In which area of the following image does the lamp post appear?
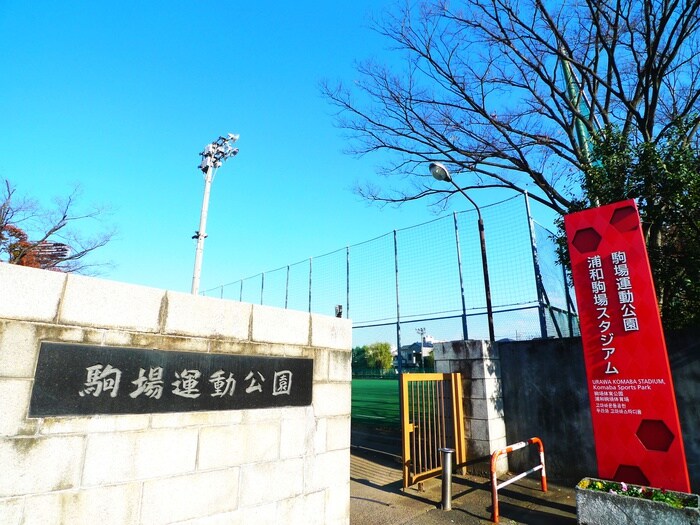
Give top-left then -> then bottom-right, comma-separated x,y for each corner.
429,162 -> 495,342
191,133 -> 240,295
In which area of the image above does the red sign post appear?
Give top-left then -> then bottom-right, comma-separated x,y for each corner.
565,199 -> 690,492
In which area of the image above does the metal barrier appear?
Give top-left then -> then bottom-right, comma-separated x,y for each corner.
439,448 -> 454,510
490,437 -> 547,523
400,373 -> 467,489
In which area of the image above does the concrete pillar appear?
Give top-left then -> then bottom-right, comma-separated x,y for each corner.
433,340 -> 508,476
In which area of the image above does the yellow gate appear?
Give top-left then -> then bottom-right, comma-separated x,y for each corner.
400,372 -> 467,489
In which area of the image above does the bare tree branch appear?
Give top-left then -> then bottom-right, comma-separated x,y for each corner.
322,0 -> 700,213
0,180 -> 114,274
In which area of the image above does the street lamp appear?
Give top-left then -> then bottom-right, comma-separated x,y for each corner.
429,162 -> 495,342
191,133 -> 240,295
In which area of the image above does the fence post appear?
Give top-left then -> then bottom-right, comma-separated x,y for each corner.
346,246 -> 350,320
453,212 -> 469,341
524,192 -> 548,339
285,265 -> 290,309
394,230 -> 402,372
560,248 -> 577,337
260,272 -> 265,305
308,257 -> 313,313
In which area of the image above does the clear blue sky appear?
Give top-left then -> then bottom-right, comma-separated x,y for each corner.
0,1 -> 554,295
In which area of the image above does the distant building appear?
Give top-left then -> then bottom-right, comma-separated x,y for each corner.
394,338 -> 434,369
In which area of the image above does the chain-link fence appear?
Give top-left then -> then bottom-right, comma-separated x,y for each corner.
202,194 -> 579,349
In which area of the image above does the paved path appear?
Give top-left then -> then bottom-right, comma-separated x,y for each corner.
350,449 -> 577,525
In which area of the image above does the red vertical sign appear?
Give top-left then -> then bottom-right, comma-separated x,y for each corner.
565,199 -> 689,492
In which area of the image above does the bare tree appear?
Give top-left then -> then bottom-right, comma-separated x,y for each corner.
322,0 -> 700,212
0,179 -> 114,274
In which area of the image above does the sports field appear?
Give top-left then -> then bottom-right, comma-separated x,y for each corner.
351,378 -> 400,429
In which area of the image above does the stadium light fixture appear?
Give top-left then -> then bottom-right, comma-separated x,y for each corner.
191,133 -> 240,295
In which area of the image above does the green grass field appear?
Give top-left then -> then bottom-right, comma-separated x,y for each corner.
351,378 -> 400,429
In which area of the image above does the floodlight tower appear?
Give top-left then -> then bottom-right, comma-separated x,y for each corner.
190,133 -> 240,295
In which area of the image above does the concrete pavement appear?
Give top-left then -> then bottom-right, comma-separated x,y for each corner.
350,449 -> 578,525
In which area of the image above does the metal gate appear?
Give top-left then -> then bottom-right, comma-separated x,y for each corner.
400,373 -> 467,489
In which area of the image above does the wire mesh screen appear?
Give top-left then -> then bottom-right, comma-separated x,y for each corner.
348,233 -> 397,327
396,216 -> 465,323
261,266 -> 288,309
480,198 -> 538,308
202,194 -> 577,347
240,273 -> 263,305
311,248 -> 348,318
533,221 -> 580,338
474,197 -> 539,340
286,259 -> 311,313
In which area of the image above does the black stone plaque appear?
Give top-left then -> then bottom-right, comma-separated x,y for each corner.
29,342 -> 313,417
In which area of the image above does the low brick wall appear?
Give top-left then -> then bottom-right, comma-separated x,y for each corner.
0,264 -> 352,524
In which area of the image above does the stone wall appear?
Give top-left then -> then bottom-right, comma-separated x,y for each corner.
499,333 -> 699,493
0,264 -> 352,524
432,340 -> 507,476
498,337 -> 596,486
434,334 -> 698,492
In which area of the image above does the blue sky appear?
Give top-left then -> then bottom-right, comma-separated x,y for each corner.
0,1 -> 555,296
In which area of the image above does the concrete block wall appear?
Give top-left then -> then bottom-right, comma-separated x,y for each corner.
0,263 -> 352,524
500,334 -> 700,491
433,340 -> 507,476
